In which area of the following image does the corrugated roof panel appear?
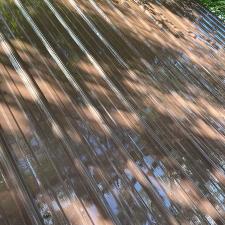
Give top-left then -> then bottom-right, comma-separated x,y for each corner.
0,0 -> 225,224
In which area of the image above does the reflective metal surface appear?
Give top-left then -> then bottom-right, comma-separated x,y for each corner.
0,0 -> 225,224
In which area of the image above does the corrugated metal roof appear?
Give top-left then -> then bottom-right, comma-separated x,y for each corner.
0,0 -> 225,224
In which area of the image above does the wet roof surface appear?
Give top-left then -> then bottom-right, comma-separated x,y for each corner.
0,0 -> 225,224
